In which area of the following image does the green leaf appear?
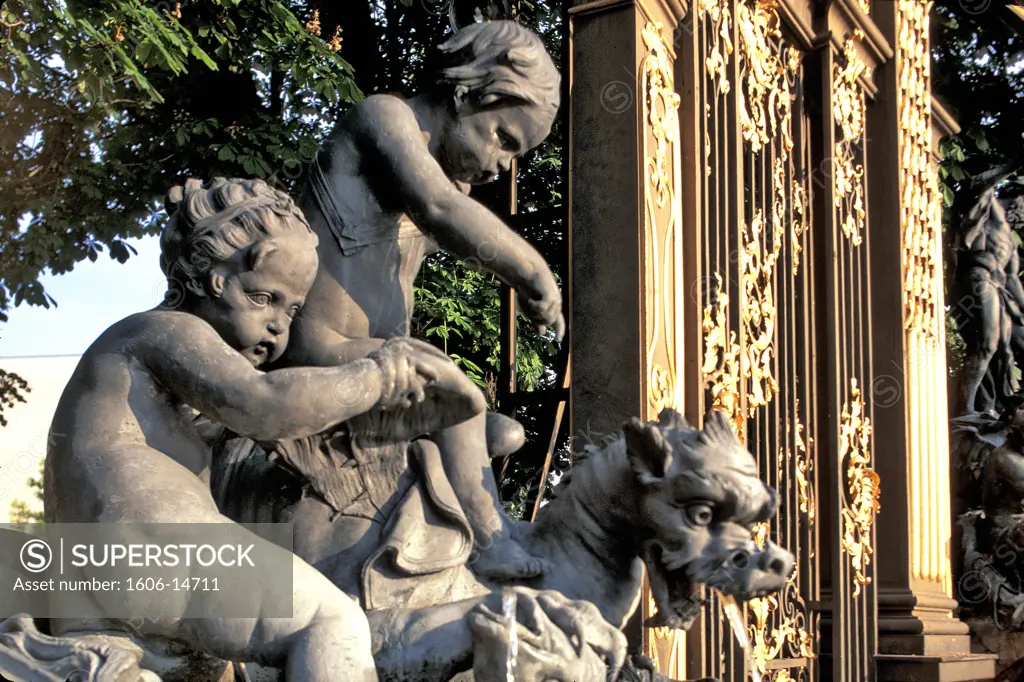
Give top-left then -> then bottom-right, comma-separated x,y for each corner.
190,44 -> 218,70
241,156 -> 259,175
135,40 -> 154,64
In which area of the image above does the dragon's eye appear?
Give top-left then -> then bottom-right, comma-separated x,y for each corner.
686,502 -> 715,527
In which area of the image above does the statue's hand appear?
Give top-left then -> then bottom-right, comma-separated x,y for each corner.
370,337 -> 455,410
517,268 -> 566,343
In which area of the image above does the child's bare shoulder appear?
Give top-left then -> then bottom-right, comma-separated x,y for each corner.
129,308 -> 214,335
101,309 -> 225,359
347,94 -> 421,138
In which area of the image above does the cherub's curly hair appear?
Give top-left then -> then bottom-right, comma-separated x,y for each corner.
160,178 -> 317,287
435,20 -> 559,116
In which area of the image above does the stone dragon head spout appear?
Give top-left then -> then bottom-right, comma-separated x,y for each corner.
625,408 -> 795,629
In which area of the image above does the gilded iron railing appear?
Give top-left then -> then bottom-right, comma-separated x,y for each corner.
816,28 -> 879,682
679,1 -> 879,680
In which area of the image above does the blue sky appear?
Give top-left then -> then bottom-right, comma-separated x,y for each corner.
0,235 -> 165,357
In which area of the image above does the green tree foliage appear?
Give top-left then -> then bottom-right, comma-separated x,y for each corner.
0,0 -> 568,508
0,0 -> 360,320
933,1 -> 1024,216
0,368 -> 29,427
8,458 -> 44,524
0,0 -> 361,426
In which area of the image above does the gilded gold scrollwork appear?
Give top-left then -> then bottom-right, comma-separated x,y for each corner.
740,203 -> 783,414
897,0 -> 939,342
650,364 -> 672,415
839,379 -> 880,597
702,273 -> 744,437
698,0 -> 734,95
752,409 -> 816,681
701,3 -> 817,677
643,23 -> 681,210
794,413 -> 815,522
640,24 -> 684,675
832,32 -> 868,246
792,180 -> 807,276
705,104 -> 713,178
749,579 -> 816,681
737,1 -> 799,156
777,410 -> 815,524
640,22 -> 681,418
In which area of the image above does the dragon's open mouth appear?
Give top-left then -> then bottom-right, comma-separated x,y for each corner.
642,540 -> 791,630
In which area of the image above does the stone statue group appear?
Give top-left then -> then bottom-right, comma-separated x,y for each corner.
950,164 -> 1024,652
0,21 -> 794,682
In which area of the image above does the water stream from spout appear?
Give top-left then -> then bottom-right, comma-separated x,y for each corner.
503,591 -> 519,682
717,592 -> 761,682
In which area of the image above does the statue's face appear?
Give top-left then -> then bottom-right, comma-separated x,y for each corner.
198,228 -> 318,367
440,100 -> 553,184
626,410 -> 795,625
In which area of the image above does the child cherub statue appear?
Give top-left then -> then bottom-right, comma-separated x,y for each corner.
277,19 -> 564,581
43,178 -> 478,681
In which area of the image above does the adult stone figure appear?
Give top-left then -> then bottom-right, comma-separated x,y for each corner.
954,397 -> 1024,629
270,19 -> 565,581
955,174 -> 1024,414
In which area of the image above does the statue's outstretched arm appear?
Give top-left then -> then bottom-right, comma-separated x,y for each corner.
960,188 -> 993,251
961,164 -> 1020,250
136,312 -> 434,441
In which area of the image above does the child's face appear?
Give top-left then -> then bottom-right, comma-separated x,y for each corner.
441,102 -> 554,184
202,231 -> 318,368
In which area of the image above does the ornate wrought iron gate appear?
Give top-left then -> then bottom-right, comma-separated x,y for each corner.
668,1 -> 880,680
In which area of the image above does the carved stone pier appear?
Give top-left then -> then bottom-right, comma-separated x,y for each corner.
567,0 -> 690,676
864,1 -> 995,680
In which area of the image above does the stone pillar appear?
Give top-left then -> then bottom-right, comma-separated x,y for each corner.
865,1 -> 995,679
567,0 -> 688,676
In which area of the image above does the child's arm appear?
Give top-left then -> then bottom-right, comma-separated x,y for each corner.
136,313 -> 468,441
347,95 -> 565,340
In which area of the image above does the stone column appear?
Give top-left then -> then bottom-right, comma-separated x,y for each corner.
865,1 -> 995,679
567,0 -> 689,676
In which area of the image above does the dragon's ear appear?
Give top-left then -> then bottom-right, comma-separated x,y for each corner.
701,410 -> 741,448
657,408 -> 690,431
624,417 -> 673,485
